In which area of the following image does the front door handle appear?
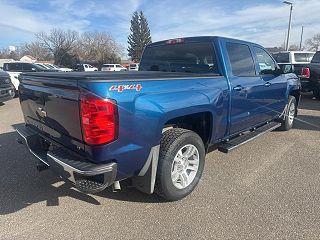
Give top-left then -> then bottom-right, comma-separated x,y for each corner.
265,82 -> 271,87
233,85 -> 243,91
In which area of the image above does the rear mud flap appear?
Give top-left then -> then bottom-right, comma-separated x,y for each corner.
132,145 -> 160,194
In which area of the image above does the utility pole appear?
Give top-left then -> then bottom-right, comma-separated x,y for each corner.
283,1 -> 293,51
299,26 -> 304,50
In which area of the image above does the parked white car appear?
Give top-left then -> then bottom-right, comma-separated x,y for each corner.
75,64 -> 98,72
45,64 -> 73,72
129,63 -> 139,71
101,64 -> 127,71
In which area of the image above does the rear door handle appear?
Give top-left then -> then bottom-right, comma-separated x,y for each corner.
233,85 -> 243,91
265,82 -> 271,87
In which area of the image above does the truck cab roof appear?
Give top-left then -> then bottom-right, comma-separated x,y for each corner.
147,36 -> 263,48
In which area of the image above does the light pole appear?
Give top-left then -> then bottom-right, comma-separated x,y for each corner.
283,1 -> 293,51
299,26 -> 304,51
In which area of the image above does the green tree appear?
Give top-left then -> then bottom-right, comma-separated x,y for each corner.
127,11 -> 152,62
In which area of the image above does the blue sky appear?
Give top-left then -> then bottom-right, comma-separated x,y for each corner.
0,0 -> 319,53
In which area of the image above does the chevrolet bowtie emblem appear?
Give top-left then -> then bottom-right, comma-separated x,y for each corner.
36,107 -> 47,118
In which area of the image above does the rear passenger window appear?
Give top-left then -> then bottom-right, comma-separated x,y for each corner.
226,43 -> 255,76
5,63 -> 23,71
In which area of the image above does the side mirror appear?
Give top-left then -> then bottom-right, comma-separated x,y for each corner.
280,64 -> 293,74
31,68 -> 37,72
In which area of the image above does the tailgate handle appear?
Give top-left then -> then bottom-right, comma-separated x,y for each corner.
36,107 -> 47,118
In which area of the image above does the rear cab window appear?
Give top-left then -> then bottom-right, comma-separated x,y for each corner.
139,41 -> 221,74
226,42 -> 256,76
273,53 -> 290,63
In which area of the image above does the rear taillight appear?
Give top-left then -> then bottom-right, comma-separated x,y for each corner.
80,90 -> 118,145
301,67 -> 310,78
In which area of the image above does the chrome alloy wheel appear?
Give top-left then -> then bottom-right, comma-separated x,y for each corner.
288,102 -> 296,125
171,144 -> 199,189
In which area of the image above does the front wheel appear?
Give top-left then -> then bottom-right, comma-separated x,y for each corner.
155,128 -> 205,201
279,96 -> 297,131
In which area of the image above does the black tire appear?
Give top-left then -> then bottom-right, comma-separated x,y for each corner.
279,96 -> 297,131
313,89 -> 320,100
155,128 -> 205,201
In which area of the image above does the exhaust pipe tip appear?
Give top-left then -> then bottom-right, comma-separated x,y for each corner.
112,181 -> 121,192
36,162 -> 49,172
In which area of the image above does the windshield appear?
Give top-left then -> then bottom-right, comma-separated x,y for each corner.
139,42 -> 220,74
34,64 -> 47,70
44,64 -> 55,69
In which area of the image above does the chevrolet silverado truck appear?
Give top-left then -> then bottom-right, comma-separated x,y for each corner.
273,51 -> 320,98
0,70 -> 15,104
296,51 -> 320,99
16,36 -> 300,201
3,62 -> 59,94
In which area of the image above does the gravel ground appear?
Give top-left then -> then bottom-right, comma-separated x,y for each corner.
0,94 -> 319,240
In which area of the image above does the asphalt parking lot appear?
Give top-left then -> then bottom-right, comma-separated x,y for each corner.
0,95 -> 319,240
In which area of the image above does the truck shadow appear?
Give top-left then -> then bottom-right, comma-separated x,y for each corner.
294,115 -> 320,131
0,131 -> 163,215
299,93 -> 320,111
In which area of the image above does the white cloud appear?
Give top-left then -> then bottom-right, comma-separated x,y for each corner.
0,0 -> 319,49
143,0 -> 320,48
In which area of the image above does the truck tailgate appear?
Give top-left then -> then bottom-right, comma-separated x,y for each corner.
19,75 -> 84,152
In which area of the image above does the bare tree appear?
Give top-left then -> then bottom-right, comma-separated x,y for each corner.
0,47 -> 21,60
35,29 -> 79,64
20,42 -> 52,61
288,44 -> 301,51
0,48 -> 9,58
305,33 -> 320,51
77,32 -> 122,65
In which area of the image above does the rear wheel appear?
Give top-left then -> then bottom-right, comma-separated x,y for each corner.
155,128 -> 205,201
279,96 -> 297,131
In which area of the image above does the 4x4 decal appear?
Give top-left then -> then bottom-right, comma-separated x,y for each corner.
109,84 -> 142,92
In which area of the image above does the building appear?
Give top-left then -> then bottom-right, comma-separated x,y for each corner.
121,59 -> 136,69
0,59 -> 14,68
20,55 -> 37,63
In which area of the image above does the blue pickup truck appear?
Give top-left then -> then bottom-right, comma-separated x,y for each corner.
16,36 -> 300,201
